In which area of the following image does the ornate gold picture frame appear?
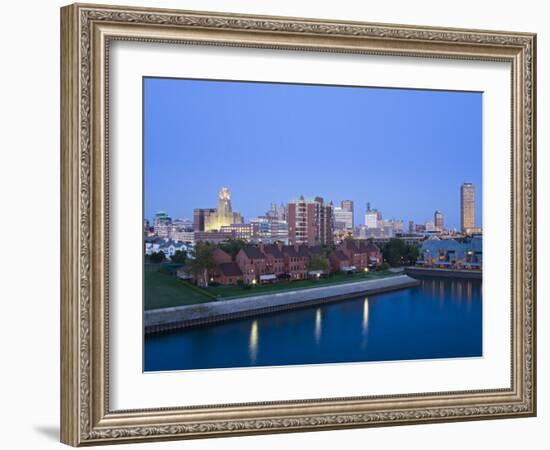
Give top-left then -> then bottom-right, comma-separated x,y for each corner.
60,3 -> 536,446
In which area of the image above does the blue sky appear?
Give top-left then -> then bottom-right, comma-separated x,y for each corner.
144,77 -> 482,230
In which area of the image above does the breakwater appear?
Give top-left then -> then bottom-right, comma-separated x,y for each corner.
405,267 -> 482,280
144,275 -> 420,335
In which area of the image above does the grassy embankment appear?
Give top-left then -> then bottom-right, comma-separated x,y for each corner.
145,263 -> 398,310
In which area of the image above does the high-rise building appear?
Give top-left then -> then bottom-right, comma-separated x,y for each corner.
251,216 -> 289,243
460,183 -> 475,233
340,200 -> 354,229
193,208 -> 216,232
365,209 -> 378,229
415,223 -> 426,233
288,196 -> 333,246
266,202 -> 278,218
204,187 -> 243,231
408,220 -> 414,233
364,203 -> 382,229
278,203 -> 288,221
334,207 -> 353,231
434,210 -> 444,231
153,211 -> 172,238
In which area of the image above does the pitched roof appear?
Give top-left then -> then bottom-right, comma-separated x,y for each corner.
282,245 -> 322,258
241,245 -> 265,260
330,250 -> 349,262
262,244 -> 284,258
420,237 -> 482,259
366,242 -> 380,252
282,245 -> 297,257
144,236 -> 163,244
307,245 -> 324,256
218,262 -> 243,277
343,239 -> 380,254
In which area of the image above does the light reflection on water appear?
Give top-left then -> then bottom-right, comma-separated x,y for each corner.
314,308 -> 322,345
361,297 -> 370,350
249,320 -> 259,363
145,277 -> 483,371
362,297 -> 370,336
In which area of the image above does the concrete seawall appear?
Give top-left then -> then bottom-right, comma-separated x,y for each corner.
405,267 -> 482,280
144,275 -> 420,335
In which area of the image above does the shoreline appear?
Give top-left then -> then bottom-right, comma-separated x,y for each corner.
405,266 -> 482,280
144,275 -> 420,335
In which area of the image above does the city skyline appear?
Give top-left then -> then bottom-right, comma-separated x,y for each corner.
146,183 -> 476,234
144,77 -> 482,229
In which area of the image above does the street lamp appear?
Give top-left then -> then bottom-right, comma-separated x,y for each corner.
251,279 -> 257,287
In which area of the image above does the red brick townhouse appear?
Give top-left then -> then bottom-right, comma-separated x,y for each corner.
281,245 -> 309,280
280,244 -> 328,280
235,246 -> 268,284
329,250 -> 352,272
217,262 -> 243,285
194,247 -> 239,286
260,243 -> 286,277
337,240 -> 382,271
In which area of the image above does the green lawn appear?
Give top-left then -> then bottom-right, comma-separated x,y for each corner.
144,264 -> 399,309
204,270 -> 398,300
144,264 -> 213,310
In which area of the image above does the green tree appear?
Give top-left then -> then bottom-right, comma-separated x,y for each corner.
306,254 -> 329,273
218,239 -> 247,260
406,245 -> 419,265
149,251 -> 165,264
382,239 -> 419,267
189,242 -> 216,287
170,249 -> 187,264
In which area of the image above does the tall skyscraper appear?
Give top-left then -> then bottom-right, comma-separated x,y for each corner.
340,200 -> 354,229
334,200 -> 355,230
365,203 -> 379,229
193,208 -> 216,232
333,207 -> 353,231
153,211 -> 172,238
204,187 -> 243,231
287,196 -> 333,246
408,220 -> 414,233
460,183 -> 475,233
434,210 -> 444,231
341,200 -> 354,212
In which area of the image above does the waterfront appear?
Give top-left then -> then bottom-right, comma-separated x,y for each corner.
144,277 -> 482,371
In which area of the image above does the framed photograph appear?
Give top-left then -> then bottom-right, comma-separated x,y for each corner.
60,3 -> 537,446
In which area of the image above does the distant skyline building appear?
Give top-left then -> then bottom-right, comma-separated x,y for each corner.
265,201 -> 288,222
250,216 -> 289,243
153,211 -> 172,238
434,210 -> 444,231
408,220 -> 414,234
334,206 -> 354,231
415,223 -> 426,233
288,196 -> 333,246
193,208 -> 216,232
202,187 -> 243,232
365,203 -> 380,229
460,183 -> 475,233
220,223 -> 260,241
341,199 -> 354,224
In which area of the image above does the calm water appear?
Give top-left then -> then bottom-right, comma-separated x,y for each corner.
144,277 -> 482,371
